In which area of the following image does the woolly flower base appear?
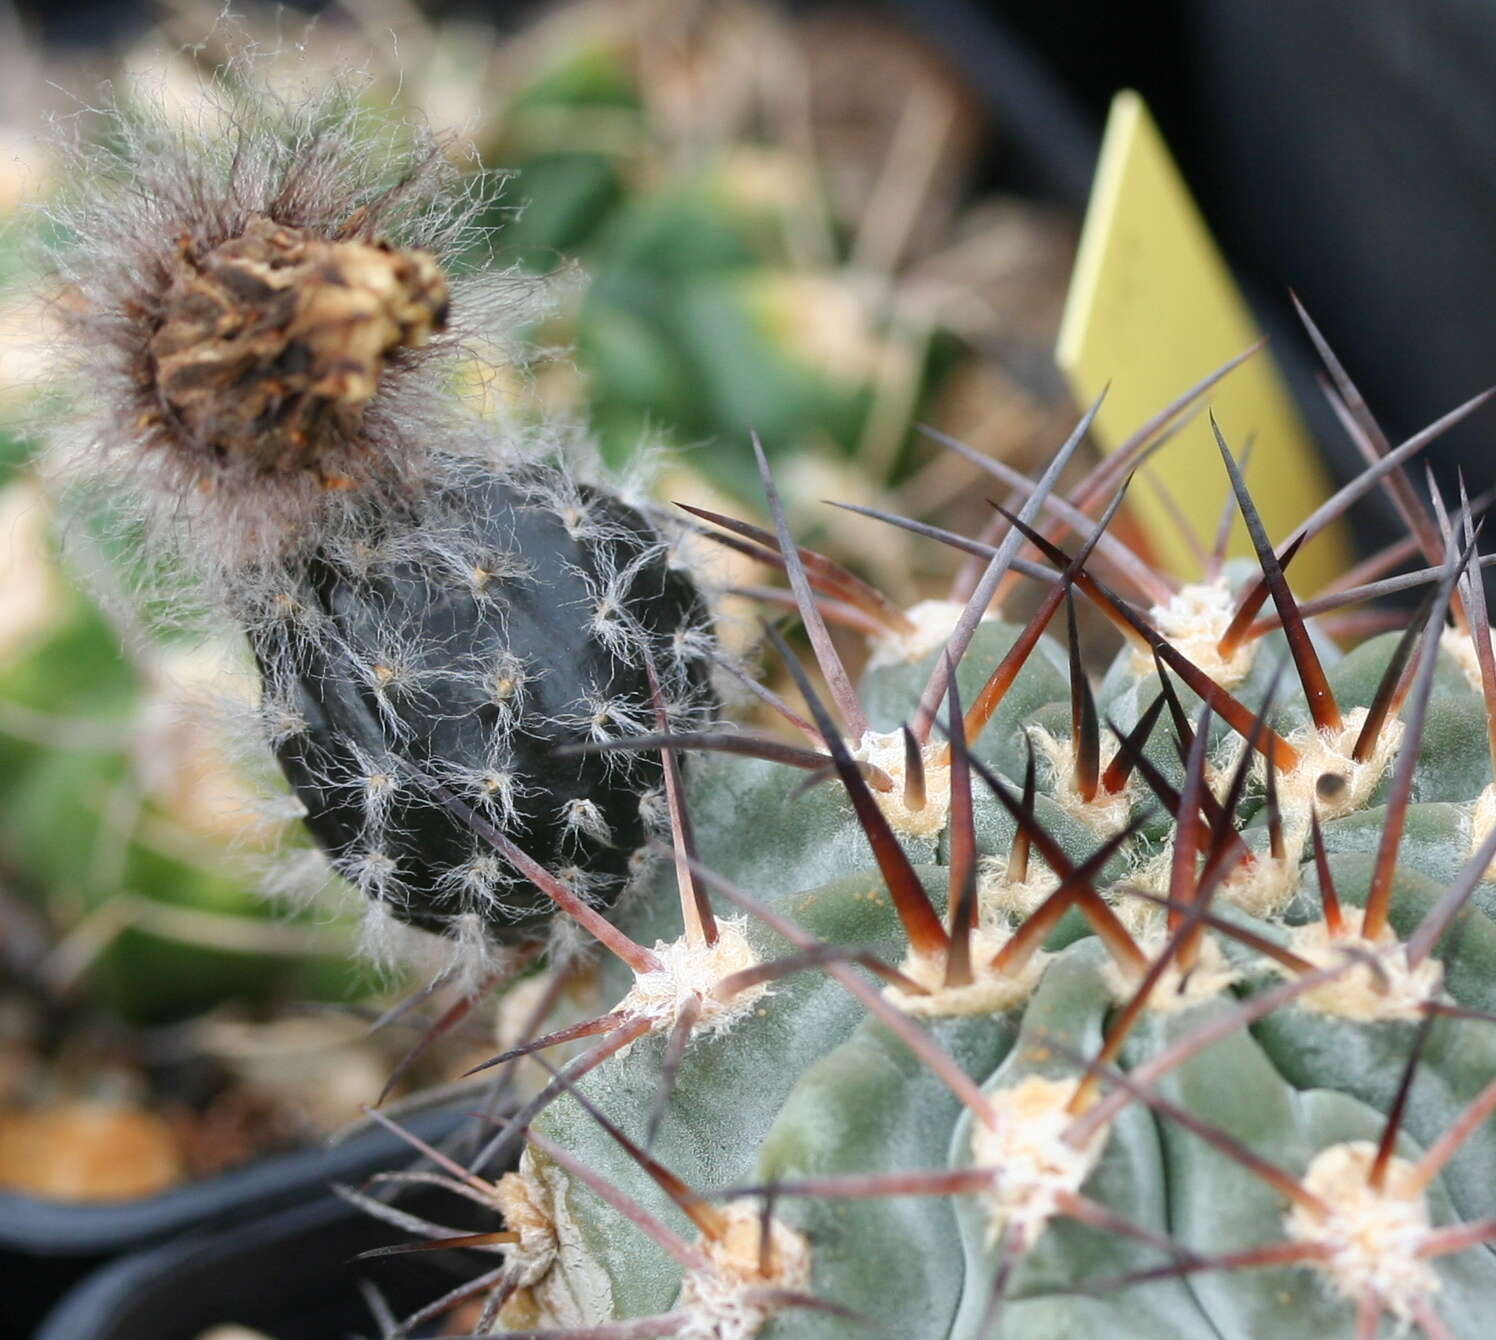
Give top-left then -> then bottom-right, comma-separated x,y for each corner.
40,57 -> 551,577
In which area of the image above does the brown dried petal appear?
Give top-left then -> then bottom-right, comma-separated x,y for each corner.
148,216 -> 448,479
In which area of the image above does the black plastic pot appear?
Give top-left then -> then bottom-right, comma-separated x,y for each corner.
33,1178 -> 488,1340
1,1104 -> 472,1338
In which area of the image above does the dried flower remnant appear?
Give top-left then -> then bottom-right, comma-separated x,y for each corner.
43,70 -> 522,560
146,216 -> 449,483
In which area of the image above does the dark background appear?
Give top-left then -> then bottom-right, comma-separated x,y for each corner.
897,0 -> 1496,553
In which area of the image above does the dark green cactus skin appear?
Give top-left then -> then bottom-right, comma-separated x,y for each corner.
521,611 -> 1496,1339
255,459 -> 713,944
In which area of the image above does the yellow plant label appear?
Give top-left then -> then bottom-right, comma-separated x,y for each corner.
1057,90 -> 1351,589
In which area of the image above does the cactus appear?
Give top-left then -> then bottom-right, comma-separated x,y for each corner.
40,75 -> 716,972
337,378 -> 1496,1340
42,69 -> 1496,1340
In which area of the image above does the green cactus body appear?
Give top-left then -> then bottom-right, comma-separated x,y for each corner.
411,398 -> 1496,1340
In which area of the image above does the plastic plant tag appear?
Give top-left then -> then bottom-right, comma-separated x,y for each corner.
1057,89 -> 1352,589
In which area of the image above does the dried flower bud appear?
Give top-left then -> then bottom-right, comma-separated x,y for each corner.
41,68 -> 540,567
147,217 -> 450,483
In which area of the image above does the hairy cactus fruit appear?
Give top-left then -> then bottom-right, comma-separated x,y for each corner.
342,325 -> 1496,1340
255,459 -> 713,944
42,80 -> 715,954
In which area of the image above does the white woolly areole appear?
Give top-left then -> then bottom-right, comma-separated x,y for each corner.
1029,726 -> 1132,836
970,1075 -> 1108,1243
1119,847 -> 1235,936
1127,803 -> 1307,921
884,929 -> 1048,1018
1469,784 -> 1496,881
978,862 -> 1061,921
1101,929 -> 1239,1013
1281,921 -> 1443,1021
1112,860 -> 1172,942
867,599 -> 990,669
1201,706 -> 1404,921
616,919 -> 765,1042
1220,851 -> 1305,919
1129,581 -> 1255,687
1285,1142 -> 1440,1321
513,1148 -> 616,1331
851,729 -> 952,838
1440,625 -> 1495,695
1273,708 -> 1403,825
494,1170 -> 560,1289
1106,760 -> 1300,921
678,1199 -> 812,1340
